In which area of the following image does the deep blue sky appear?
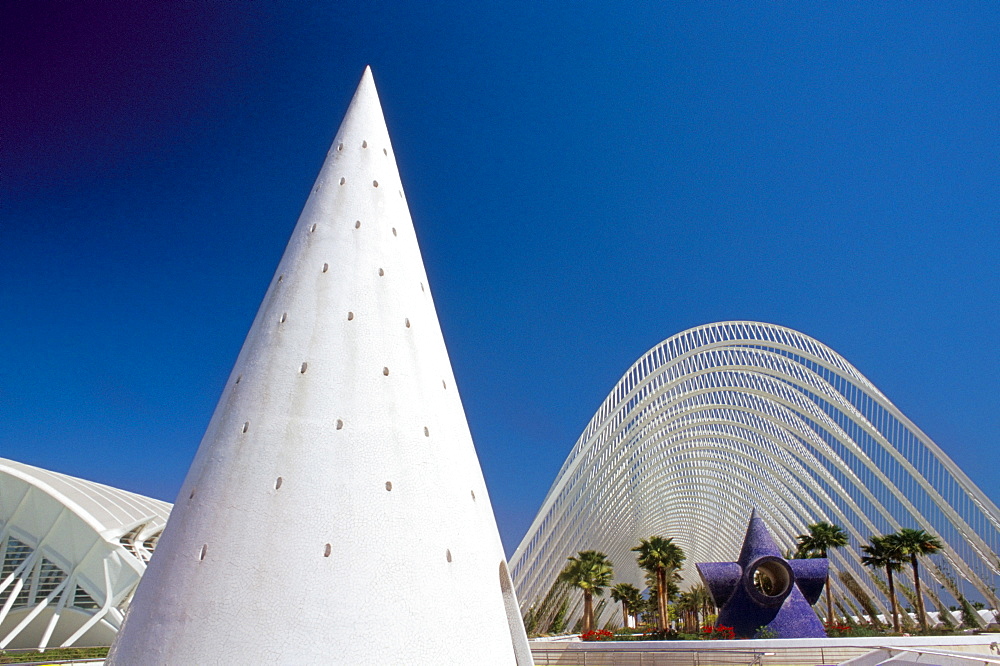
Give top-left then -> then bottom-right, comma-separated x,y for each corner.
3,2 -> 998,554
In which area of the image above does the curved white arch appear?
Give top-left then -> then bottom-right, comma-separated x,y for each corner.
0,458 -> 171,650
511,321 -> 1000,629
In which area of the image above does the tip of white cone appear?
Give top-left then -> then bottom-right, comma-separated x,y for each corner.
344,65 -> 382,121
360,65 -> 375,88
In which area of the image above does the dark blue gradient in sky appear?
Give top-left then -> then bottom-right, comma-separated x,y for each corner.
3,2 -> 999,553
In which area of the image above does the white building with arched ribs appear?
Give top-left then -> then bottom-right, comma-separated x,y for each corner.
0,458 -> 171,650
511,322 -> 1000,631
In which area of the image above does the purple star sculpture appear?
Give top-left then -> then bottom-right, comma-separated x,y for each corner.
696,511 -> 828,638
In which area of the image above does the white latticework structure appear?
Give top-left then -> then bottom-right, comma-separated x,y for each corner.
0,458 -> 171,650
511,321 -> 1000,630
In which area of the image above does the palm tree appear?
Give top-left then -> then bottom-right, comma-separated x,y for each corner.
861,535 -> 904,632
675,585 -> 710,633
610,582 -> 641,629
676,590 -> 697,632
688,584 -> 710,630
885,528 -> 943,633
633,536 -> 685,631
796,522 -> 849,626
643,583 -> 660,627
625,585 -> 645,628
558,550 -> 614,634
632,590 -> 656,627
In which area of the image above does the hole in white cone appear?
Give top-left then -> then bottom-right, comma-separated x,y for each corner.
242,422 -> 249,434
324,543 -> 332,557
189,489 -> 196,500
362,140 -> 368,148
405,318 -> 410,328
310,223 -> 317,232
392,227 -> 397,236
385,481 -> 392,491
199,544 -> 207,561
347,311 -> 354,321
383,148 -> 387,155
323,263 -> 329,273
275,477 -> 283,490
337,142 -> 343,151
339,177 -> 345,185
373,180 -> 379,187
378,268 -> 384,276
300,362 -> 308,374
446,549 -> 452,563
355,220 -> 361,229
336,419 -> 344,430
424,427 -> 429,437
442,380 -> 447,389
280,312 -> 287,323
235,374 -> 242,384
382,367 -> 389,376
471,490 -> 476,501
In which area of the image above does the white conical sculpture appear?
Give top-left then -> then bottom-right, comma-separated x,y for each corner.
108,67 -> 531,664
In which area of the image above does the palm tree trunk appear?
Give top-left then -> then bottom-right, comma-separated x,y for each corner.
622,601 -> 629,629
887,566 -> 900,632
584,591 -> 594,634
821,548 -> 833,628
825,574 -> 833,627
657,568 -> 668,631
911,555 -> 927,633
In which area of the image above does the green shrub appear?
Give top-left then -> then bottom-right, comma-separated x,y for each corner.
754,625 -> 779,639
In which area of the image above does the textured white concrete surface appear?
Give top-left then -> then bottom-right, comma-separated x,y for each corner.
107,67 -> 531,665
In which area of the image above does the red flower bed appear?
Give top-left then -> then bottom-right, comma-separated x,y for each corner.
700,625 -> 736,640
581,629 -> 614,641
825,623 -> 853,637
